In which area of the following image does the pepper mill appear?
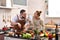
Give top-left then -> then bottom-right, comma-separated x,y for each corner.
55,24 -> 58,40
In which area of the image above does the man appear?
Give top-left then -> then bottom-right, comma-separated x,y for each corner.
11,9 -> 29,31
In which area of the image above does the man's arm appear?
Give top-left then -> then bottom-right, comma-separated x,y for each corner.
11,15 -> 21,28
11,15 -> 18,26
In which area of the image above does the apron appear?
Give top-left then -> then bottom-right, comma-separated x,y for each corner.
14,15 -> 26,35
16,15 -> 26,31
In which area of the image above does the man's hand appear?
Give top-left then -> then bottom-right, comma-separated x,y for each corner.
17,23 -> 21,28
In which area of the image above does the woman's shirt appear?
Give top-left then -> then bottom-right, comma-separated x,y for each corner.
30,17 -> 45,31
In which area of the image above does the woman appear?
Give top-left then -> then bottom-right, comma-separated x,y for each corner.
31,11 -> 45,31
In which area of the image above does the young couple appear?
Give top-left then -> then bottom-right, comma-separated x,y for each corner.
11,9 -> 45,32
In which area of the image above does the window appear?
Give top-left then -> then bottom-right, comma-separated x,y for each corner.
0,0 -> 12,8
13,0 -> 27,6
0,0 -> 6,6
47,0 -> 60,17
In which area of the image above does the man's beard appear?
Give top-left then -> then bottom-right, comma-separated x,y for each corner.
21,16 -> 26,19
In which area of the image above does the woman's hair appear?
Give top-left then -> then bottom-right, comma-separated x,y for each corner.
36,11 -> 42,16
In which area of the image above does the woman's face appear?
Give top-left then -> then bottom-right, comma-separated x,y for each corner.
34,12 -> 38,17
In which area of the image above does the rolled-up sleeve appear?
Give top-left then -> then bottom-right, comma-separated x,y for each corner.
11,15 -> 18,22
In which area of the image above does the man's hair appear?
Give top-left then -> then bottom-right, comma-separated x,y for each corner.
20,9 -> 26,14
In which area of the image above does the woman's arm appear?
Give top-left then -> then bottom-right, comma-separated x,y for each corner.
40,19 -> 45,30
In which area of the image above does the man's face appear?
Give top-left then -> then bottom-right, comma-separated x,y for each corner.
21,12 -> 26,18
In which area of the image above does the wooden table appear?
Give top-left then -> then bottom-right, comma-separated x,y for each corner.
0,34 -> 4,40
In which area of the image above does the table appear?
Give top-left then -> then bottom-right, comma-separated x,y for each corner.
4,37 -> 28,40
